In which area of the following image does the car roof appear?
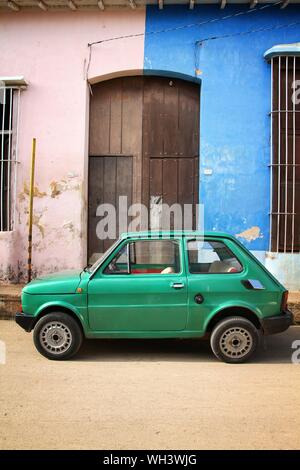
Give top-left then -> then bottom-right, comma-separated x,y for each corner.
121,231 -> 237,241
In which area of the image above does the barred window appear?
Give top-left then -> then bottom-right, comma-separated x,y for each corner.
0,86 -> 20,231
270,56 -> 300,252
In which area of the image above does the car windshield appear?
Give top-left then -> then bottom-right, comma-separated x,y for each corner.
85,239 -> 121,274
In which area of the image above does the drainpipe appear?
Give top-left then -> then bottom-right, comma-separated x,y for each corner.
27,138 -> 36,283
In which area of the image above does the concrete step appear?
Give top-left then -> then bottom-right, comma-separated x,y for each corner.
0,285 -> 23,320
0,295 -> 20,319
0,284 -> 300,323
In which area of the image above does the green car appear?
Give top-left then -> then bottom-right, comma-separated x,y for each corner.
15,231 -> 293,363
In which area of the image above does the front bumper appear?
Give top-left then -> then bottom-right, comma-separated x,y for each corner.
260,310 -> 294,335
15,312 -> 36,332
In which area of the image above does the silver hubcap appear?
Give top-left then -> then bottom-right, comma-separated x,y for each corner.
220,327 -> 253,359
40,322 -> 72,355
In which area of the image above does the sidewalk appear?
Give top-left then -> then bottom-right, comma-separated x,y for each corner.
1,283 -> 300,323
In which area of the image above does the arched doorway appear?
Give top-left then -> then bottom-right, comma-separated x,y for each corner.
88,76 -> 200,263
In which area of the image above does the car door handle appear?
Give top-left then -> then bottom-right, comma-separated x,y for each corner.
171,282 -> 185,289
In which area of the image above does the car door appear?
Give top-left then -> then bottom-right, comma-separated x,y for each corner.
87,237 -> 188,332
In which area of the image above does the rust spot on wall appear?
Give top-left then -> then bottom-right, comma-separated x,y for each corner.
236,226 -> 262,242
50,181 -> 62,198
19,182 -> 47,201
32,213 -> 45,238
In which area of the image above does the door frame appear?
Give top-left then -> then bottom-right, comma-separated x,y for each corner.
87,75 -> 201,264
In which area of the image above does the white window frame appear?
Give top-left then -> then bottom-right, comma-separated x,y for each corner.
269,55 -> 300,253
0,77 -> 26,231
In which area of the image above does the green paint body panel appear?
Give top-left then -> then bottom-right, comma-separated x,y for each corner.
22,270 -> 82,295
20,232 -> 286,339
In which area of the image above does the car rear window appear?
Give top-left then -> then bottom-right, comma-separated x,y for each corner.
187,239 -> 243,274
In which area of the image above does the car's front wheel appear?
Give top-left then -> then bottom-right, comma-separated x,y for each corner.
210,316 -> 260,363
33,312 -> 83,360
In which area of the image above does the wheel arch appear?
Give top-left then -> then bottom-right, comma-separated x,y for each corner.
205,306 -> 261,333
34,303 -> 86,334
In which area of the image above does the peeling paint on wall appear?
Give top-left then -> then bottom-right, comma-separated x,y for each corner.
236,226 -> 262,242
265,251 -> 277,260
19,177 -> 81,202
67,172 -> 79,179
62,221 -> 81,238
62,221 -> 74,231
50,179 -> 81,198
19,182 -> 47,201
31,213 -> 45,238
50,181 -> 62,198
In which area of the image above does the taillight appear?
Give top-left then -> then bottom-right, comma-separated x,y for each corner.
281,291 -> 288,312
19,304 -> 23,313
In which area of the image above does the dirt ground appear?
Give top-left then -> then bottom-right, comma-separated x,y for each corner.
1,320 -> 300,450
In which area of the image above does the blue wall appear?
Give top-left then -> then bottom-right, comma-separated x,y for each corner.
144,5 -> 300,250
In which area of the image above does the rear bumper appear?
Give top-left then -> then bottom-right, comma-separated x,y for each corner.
15,313 -> 36,332
260,310 -> 294,335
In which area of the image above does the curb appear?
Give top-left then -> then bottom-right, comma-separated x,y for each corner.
0,295 -> 20,320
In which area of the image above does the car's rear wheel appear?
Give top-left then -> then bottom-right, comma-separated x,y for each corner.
33,312 -> 83,360
210,316 -> 260,363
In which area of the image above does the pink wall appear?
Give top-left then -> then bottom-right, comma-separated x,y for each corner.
0,11 -> 145,281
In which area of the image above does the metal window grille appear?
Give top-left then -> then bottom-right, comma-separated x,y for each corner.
270,56 -> 300,253
0,86 -> 20,231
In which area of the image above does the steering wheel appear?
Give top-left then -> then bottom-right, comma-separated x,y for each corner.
107,259 -> 120,273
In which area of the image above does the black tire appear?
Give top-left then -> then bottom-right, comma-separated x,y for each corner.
210,316 -> 260,363
33,312 -> 83,360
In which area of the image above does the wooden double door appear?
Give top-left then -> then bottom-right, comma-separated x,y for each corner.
88,76 -> 200,262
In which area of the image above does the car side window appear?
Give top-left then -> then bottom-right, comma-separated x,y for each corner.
103,239 -> 181,275
130,240 -> 181,274
187,239 -> 242,274
103,244 -> 129,275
